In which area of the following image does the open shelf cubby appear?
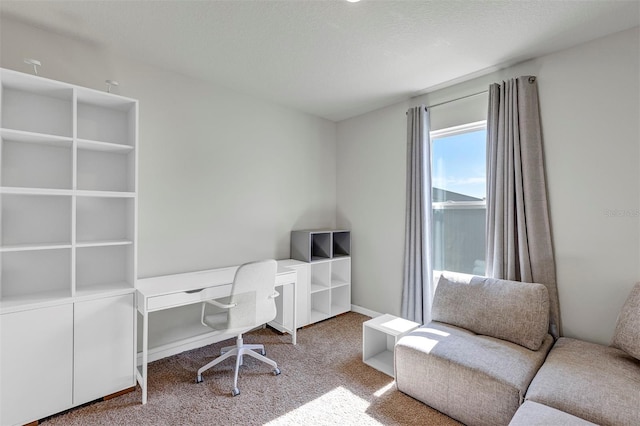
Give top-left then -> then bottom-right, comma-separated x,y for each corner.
77,98 -> 136,147
76,245 -> 134,292
362,314 -> 421,377
76,196 -> 134,244
1,83 -> 73,138
1,132 -> 72,190
331,284 -> 351,316
0,248 -> 72,304
1,194 -> 72,248
310,289 -> 331,324
77,148 -> 135,192
310,261 -> 331,291
331,257 -> 351,287
333,231 -> 351,257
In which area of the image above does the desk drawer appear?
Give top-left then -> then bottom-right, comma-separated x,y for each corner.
146,285 -> 230,312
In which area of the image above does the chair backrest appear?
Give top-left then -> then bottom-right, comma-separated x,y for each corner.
227,259 -> 278,330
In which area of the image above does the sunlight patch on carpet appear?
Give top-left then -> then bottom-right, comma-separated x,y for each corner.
265,386 -> 384,426
373,380 -> 395,397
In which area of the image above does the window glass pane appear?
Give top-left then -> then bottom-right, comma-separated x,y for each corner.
432,129 -> 486,202
432,207 -> 486,274
431,127 -> 486,275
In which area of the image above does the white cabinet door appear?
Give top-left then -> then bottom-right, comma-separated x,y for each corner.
0,304 -> 73,426
73,293 -> 135,405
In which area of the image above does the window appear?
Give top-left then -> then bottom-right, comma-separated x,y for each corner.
430,121 -> 487,275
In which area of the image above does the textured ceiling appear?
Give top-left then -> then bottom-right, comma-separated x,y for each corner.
1,0 -> 639,121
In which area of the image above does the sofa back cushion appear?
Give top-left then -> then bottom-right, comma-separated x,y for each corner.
432,272 -> 549,350
611,282 -> 640,360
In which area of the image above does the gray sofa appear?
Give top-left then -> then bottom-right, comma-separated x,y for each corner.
395,272 -> 554,426
512,282 -> 640,426
395,274 -> 640,426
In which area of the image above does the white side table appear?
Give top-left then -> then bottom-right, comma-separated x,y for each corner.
362,314 -> 421,377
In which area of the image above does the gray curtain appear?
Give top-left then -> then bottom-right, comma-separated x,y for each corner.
486,76 -> 561,339
401,106 -> 434,325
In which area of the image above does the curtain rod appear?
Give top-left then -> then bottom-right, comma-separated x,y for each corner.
406,90 -> 488,114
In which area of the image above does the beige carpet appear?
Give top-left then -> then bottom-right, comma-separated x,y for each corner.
43,312 -> 460,425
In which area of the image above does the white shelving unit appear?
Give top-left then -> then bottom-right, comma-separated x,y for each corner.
0,68 -> 138,426
362,314 -> 420,377
290,230 -> 351,326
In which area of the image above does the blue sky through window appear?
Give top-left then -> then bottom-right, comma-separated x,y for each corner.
431,129 -> 486,200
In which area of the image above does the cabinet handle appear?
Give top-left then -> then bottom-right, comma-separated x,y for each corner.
185,289 -> 204,294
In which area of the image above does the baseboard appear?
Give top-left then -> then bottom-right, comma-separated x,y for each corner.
350,304 -> 382,318
103,387 -> 136,401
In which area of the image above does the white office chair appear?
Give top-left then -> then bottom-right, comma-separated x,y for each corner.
195,259 -> 281,396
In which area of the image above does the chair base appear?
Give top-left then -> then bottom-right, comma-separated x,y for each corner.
196,334 -> 280,396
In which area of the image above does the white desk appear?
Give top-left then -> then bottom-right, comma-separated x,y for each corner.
136,262 -> 297,404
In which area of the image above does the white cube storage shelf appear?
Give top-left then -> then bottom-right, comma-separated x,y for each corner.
290,230 -> 352,327
362,314 -> 420,377
0,68 -> 138,425
291,229 -> 351,262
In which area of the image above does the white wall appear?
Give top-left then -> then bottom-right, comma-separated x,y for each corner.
337,27 -> 640,345
1,17 -> 337,349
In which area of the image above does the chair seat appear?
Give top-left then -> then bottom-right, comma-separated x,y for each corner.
203,313 -> 254,337
203,312 -> 227,329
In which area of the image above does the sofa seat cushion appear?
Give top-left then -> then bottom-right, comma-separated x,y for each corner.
526,337 -> 640,426
433,272 -> 549,350
509,401 -> 597,425
395,321 -> 553,426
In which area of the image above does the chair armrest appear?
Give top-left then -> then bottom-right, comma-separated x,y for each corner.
205,299 -> 237,309
200,299 -> 237,327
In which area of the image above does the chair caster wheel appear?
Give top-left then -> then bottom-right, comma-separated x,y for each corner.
196,375 -> 203,383
273,368 -> 281,376
232,388 -> 240,396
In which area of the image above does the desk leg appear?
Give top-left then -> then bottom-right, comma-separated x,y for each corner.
141,310 -> 148,404
291,281 -> 297,345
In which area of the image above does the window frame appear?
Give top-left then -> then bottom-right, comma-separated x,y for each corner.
430,120 -> 487,275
